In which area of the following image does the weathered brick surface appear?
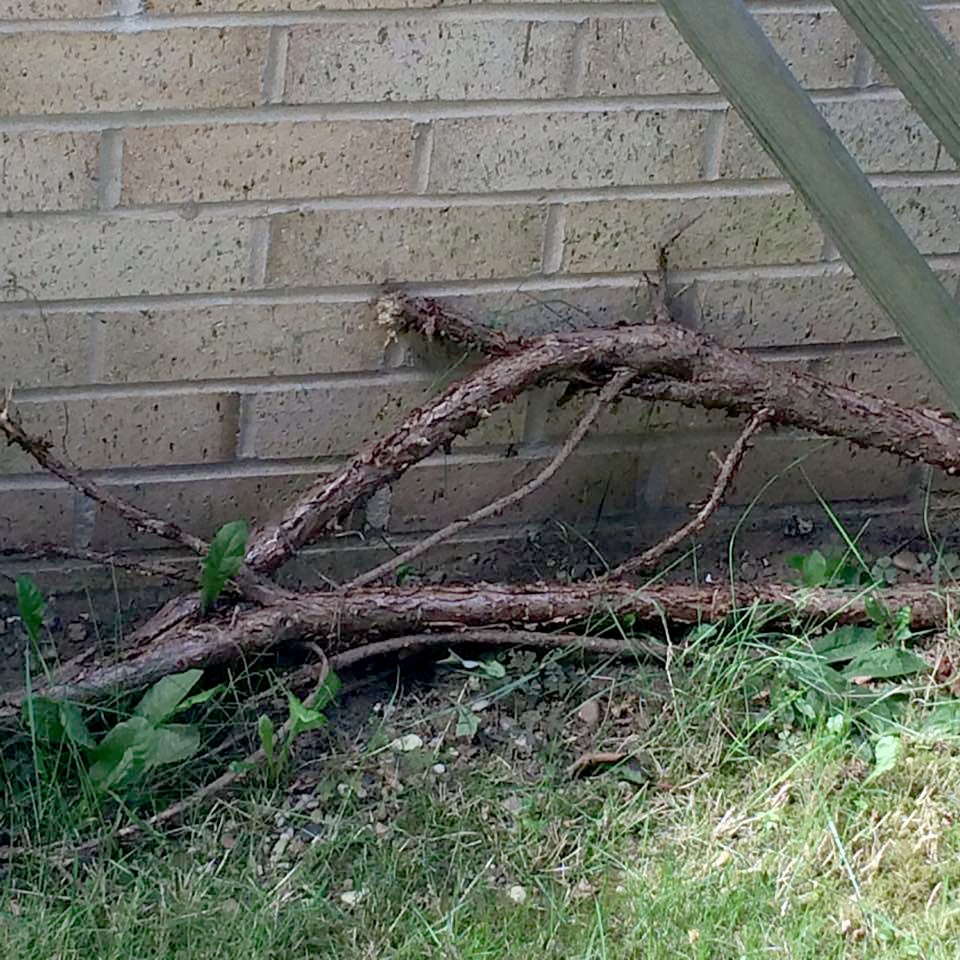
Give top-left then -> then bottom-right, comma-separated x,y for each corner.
90,472 -> 314,550
0,30 -> 267,115
99,302 -> 392,382
0,132 -> 99,212
0,313 -> 94,388
645,434 -> 918,510
692,274 -> 901,347
0,394 -> 239,475
268,205 -> 546,286
0,4 -> 949,562
285,21 -> 577,103
148,0 -> 599,11
389,450 -> 640,533
122,121 -> 416,204
0,487 -> 75,547
581,11 -> 857,97
0,218 -> 250,300
563,193 -> 822,273
721,99 -> 952,180
880,185 -> 960,256
810,348 -> 948,410
245,378 -> 525,460
429,111 -> 709,192
0,0 -> 107,16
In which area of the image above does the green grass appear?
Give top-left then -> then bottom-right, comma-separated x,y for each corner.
5,600 -> 960,959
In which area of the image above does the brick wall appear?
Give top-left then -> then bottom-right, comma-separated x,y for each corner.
2,1 -> 959,580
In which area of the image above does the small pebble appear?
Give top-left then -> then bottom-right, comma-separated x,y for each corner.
431,763 -> 446,775
507,885 -> 527,904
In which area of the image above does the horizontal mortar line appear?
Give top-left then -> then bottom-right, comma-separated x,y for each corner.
0,87 -> 912,134
4,255 -> 960,317
0,419 -> 917,495
0,521 -> 603,572
11,369 -> 436,403
6,336 -> 914,405
0,443 -> 599,491
2,180 -> 803,224
11,167 -> 960,224
2,0 -> 958,33
753,337 -> 906,361
0,259 -> 932,317
0,427 -> 825,493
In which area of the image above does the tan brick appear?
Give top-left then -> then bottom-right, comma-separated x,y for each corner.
693,274 -> 901,347
268,205 -> 546,286
441,286 -> 647,338
644,433 -> 916,510
721,100 -> 951,180
0,393 -> 239,474
0,486 -> 74,547
0,29 -> 266,115
581,12 -> 857,97
0,313 -> 93,389
881,185 -> 960,256
285,21 -> 576,103
122,121 -> 416,205
100,302 -> 392,383
809,348 -> 949,410
149,0 -> 606,9
1,132 -> 99,213
0,218 -> 250,301
246,377 -> 525,460
758,12 -> 859,89
563,194 -> 822,274
537,387 -> 726,443
429,110 -> 708,193
0,0 -> 107,16
148,0 -> 435,10
580,17 -> 715,97
90,472 -> 312,550
389,450 -> 639,533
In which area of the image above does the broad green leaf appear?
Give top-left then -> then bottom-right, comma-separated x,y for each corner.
843,647 -> 928,682
439,651 -> 506,680
478,659 -> 506,680
201,520 -> 249,611
58,703 -> 95,749
865,734 -> 901,784
174,683 -> 225,714
813,626 -> 881,664
826,714 -> 845,736
455,706 -> 480,738
134,670 -> 203,724
88,717 -> 156,789
15,577 -> 45,645
311,671 -> 342,714
21,698 -> 94,750
922,701 -> 960,739
833,0 -> 960,168
801,551 -> 827,587
257,714 -> 275,767
660,0 -> 960,412
286,691 -> 328,736
150,724 -> 201,768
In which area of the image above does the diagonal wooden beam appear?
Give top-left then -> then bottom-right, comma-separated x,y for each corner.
659,0 -> 960,413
